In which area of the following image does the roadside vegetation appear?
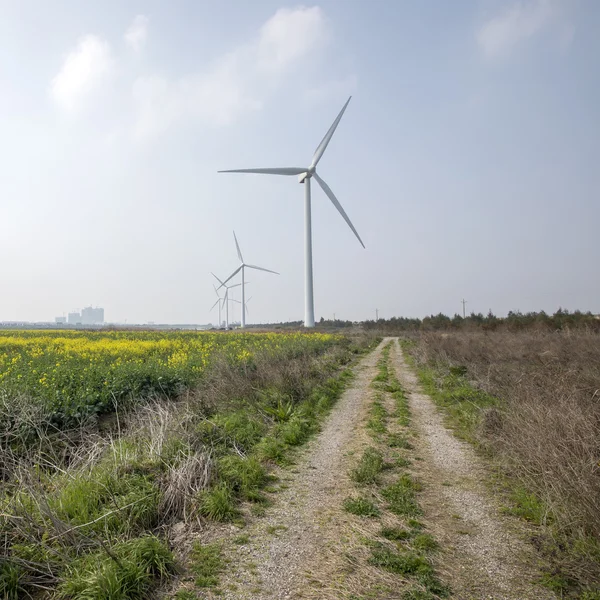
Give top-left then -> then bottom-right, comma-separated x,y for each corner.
0,329 -> 377,599
402,331 -> 600,598
342,341 -> 448,599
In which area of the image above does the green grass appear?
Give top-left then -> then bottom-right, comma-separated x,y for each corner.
369,548 -> 431,576
217,455 -> 267,501
172,591 -> 198,600
381,475 -> 422,517
351,448 -> 385,485
367,399 -> 388,435
0,561 -> 24,600
380,526 -> 411,541
343,497 -> 381,517
369,549 -> 448,596
198,483 -> 238,522
50,466 -> 160,536
416,366 -> 497,444
412,533 -> 438,552
387,432 -> 413,449
266,525 -> 288,535
190,542 -> 223,588
58,536 -> 174,600
233,534 -> 250,545
501,486 -> 548,524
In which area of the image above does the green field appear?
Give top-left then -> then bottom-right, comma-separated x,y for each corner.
0,330 -> 338,423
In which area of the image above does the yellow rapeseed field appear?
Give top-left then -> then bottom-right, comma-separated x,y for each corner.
0,330 -> 338,422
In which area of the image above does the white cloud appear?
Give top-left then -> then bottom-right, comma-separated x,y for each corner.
132,6 -> 328,139
125,15 -> 149,54
476,0 -> 560,59
51,35 -> 113,112
257,6 -> 328,73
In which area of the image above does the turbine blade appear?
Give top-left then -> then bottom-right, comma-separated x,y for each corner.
233,231 -> 244,262
218,167 -> 306,176
311,96 -> 352,168
245,264 -> 279,275
231,299 -> 241,304
228,283 -> 242,289
246,297 -> 252,303
211,272 -> 226,289
216,266 -> 242,289
313,172 -> 365,248
210,299 -> 220,310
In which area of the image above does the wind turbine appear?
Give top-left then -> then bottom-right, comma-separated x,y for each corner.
217,231 -> 278,328
210,284 -> 224,329
219,96 -> 364,328
211,274 -> 241,330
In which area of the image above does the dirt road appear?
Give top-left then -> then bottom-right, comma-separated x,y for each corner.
216,338 -> 554,600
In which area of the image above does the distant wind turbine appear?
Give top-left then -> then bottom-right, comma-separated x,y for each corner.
211,274 -> 241,330
219,96 -> 364,328
217,231 -> 278,328
210,284 -> 224,328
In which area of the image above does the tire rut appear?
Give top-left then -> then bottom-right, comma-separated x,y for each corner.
218,338 -> 392,600
390,339 -> 556,600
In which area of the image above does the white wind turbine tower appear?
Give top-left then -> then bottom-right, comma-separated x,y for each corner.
217,231 -> 278,328
211,275 -> 241,330
219,96 -> 364,328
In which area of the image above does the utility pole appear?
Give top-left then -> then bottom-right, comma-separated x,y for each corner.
461,299 -> 467,319
375,308 -> 379,321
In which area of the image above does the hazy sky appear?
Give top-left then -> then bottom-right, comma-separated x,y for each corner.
1,0 -> 598,324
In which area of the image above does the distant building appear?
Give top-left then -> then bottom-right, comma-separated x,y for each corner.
81,306 -> 104,325
68,312 -> 81,325
55,316 -> 67,324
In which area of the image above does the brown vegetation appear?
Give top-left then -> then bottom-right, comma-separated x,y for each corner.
408,330 -> 600,594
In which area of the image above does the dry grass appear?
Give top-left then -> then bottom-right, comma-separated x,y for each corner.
0,334 -> 375,598
409,330 -> 600,591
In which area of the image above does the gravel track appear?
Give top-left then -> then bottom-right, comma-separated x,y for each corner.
390,339 -> 555,600
219,338 -> 390,599
214,338 -> 555,600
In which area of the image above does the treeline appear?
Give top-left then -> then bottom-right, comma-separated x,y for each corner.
255,308 -> 600,332
363,308 -> 600,332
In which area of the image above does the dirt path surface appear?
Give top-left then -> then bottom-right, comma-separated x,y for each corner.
219,338 -> 391,599
390,339 -> 555,600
